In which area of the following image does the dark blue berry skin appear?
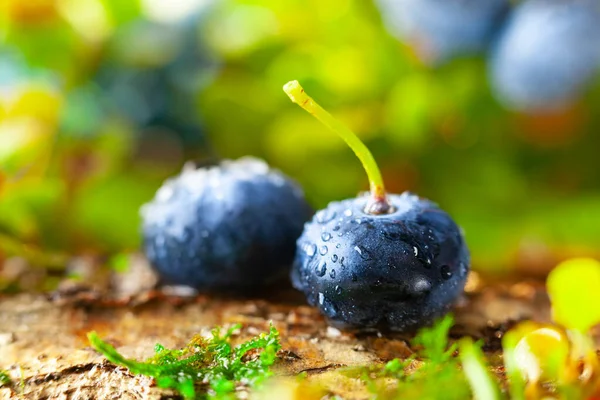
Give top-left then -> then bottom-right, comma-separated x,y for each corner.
142,157 -> 313,291
490,0 -> 600,112
376,0 -> 510,65
292,192 -> 469,332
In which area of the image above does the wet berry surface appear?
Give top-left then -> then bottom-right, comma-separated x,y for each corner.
292,192 -> 469,332
142,157 -> 312,291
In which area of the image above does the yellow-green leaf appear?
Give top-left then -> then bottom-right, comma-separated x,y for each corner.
547,258 -> 600,332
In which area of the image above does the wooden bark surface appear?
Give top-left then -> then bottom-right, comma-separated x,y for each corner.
0,261 -> 561,399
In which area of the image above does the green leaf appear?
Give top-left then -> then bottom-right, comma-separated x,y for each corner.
359,315 -> 473,400
0,370 -> 11,387
501,330 -> 526,400
108,253 -> 131,273
459,338 -> 501,400
412,314 -> 455,363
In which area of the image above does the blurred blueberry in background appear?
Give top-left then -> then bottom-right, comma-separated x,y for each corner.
95,10 -> 219,155
376,0 -> 510,65
490,0 -> 600,112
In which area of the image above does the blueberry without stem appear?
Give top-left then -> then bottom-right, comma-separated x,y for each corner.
292,192 -> 469,332
377,0 -> 510,65
490,0 -> 600,112
95,17 -> 216,150
141,157 -> 313,291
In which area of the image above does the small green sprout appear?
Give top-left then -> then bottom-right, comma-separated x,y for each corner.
88,323 -> 281,400
412,313 -> 456,363
0,370 -> 11,387
458,338 -> 501,400
501,329 -> 526,400
108,253 -> 131,273
357,315 -> 475,400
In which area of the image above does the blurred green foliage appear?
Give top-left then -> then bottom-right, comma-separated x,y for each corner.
1,0 -> 600,278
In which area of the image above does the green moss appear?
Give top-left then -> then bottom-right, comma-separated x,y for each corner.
88,323 -> 281,400
0,370 -> 11,387
344,315 -> 498,400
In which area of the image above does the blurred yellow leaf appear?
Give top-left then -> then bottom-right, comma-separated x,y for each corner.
2,0 -> 58,25
547,258 -> 600,332
0,118 -> 53,175
0,84 -> 62,177
57,0 -> 112,43
512,324 -> 570,384
5,84 -> 63,126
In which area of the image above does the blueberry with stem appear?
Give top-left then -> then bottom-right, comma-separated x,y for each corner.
141,157 -> 313,291
285,80 -> 469,332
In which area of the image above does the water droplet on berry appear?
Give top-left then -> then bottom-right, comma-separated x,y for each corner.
344,209 -> 353,217
319,294 -> 338,318
319,245 -> 328,256
315,262 -> 327,277
329,269 -> 336,279
332,225 -> 341,232
243,158 -> 269,175
441,265 -> 452,280
412,278 -> 432,295
335,285 -> 343,295
156,186 -> 174,202
351,273 -> 358,282
270,174 -> 286,187
340,257 -> 345,267
354,245 -> 371,260
321,232 -> 332,242
316,209 -> 337,224
331,254 -> 338,263
303,243 -> 317,257
336,243 -> 341,249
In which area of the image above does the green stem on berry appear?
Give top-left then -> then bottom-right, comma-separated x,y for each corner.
283,80 -> 393,215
